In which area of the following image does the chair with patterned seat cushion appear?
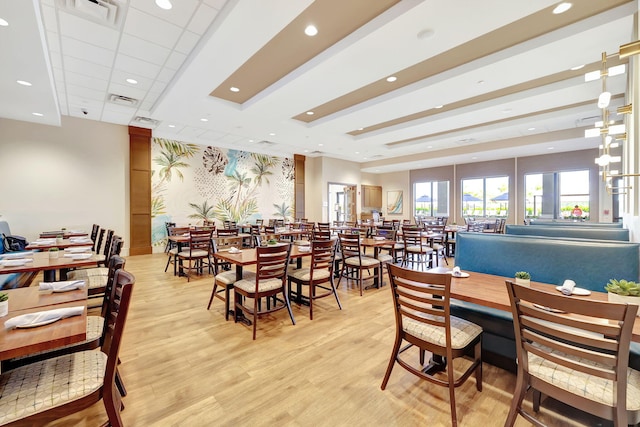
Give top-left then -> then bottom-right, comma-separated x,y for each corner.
0,269 -> 134,427
401,228 -> 433,271
67,237 -> 124,296
337,232 -> 381,296
504,280 -> 640,427
207,241 -> 256,320
381,265 -> 483,427
287,239 -> 341,320
234,243 -> 295,340
177,229 -> 214,282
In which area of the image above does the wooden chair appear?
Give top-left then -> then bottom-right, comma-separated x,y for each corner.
0,269 -> 135,426
426,224 -> 448,267
233,243 -> 295,340
164,226 -> 190,274
401,228 -> 433,271
177,229 -> 214,282
90,223 -> 100,252
317,222 -> 330,233
99,229 -> 114,267
376,227 -> 403,264
207,241 -> 256,320
67,236 -> 124,297
94,228 -> 106,257
381,265 -> 483,426
504,280 -> 640,427
255,219 -> 264,226
216,228 -> 240,251
288,239 -> 341,320
337,232 -> 381,296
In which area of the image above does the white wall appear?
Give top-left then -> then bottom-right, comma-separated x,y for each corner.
0,116 -> 129,252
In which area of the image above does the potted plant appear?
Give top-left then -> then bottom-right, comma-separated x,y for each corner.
49,247 -> 59,259
515,271 -> 531,287
56,234 -> 63,244
605,279 -> 640,316
0,292 -> 8,317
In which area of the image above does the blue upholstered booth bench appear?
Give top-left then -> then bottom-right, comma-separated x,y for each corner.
0,220 -> 22,289
529,220 -> 623,228
453,232 -> 640,371
505,224 -> 629,241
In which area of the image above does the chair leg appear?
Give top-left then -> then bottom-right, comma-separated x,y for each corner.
330,277 -> 342,310
252,298 -> 258,340
532,389 -> 541,412
116,369 -> 127,397
309,283 -> 314,320
224,286 -> 232,321
284,289 -> 296,325
475,341 -> 482,391
381,337 -> 402,390
207,282 -> 218,310
504,367 -> 528,427
448,364 -> 458,426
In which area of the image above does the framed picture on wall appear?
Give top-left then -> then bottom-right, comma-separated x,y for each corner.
387,190 -> 403,215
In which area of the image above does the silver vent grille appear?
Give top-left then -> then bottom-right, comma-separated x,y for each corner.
132,116 -> 160,128
55,0 -> 124,28
108,94 -> 138,106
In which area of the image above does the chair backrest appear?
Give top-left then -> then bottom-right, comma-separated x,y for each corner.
402,219 -> 411,225
90,224 -> 100,245
376,228 -> 396,241
317,222 -> 330,231
217,228 -> 239,237
102,269 -> 135,427
203,220 -> 216,228
505,280 -> 638,423
338,232 -> 362,260
190,229 -> 213,253
223,220 -> 237,229
313,230 -> 332,240
310,239 -> 335,280
255,219 -> 264,226
107,236 -> 124,260
169,226 -> 190,236
100,255 -> 126,321
102,229 -> 115,259
254,243 -> 291,286
402,229 -> 425,248
387,264 -> 453,350
94,228 -> 106,254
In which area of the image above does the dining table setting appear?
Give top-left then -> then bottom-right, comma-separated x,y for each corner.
0,249 -> 102,284
0,283 -> 88,361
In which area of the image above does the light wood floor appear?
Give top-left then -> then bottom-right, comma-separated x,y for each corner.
44,253 -> 612,427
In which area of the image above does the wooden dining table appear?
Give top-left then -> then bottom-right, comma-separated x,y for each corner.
26,238 -> 94,250
39,230 -> 89,239
214,244 -> 313,281
428,267 -> 640,343
0,287 -> 88,360
0,251 -> 103,284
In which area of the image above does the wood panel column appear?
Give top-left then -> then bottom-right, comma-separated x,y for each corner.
294,154 -> 305,220
129,126 -> 152,255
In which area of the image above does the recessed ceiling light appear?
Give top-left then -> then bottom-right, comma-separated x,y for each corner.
304,25 -> 318,36
0,18 -> 8,27
363,157 -> 368,160
552,2 -> 572,14
472,156 -> 478,160
416,28 -> 434,40
32,112 -> 43,117
304,150 -> 309,153
155,0 -> 172,10
248,139 -> 254,143
200,118 -> 209,122
547,147 -> 555,150
318,143 -> 323,147
168,124 -> 175,128
306,111 -> 314,115
501,108 -> 512,113
386,76 -> 397,82
357,127 -> 364,131
434,105 -> 444,109
427,146 -> 432,149
126,78 -> 138,84
477,80 -> 485,84
230,86 -> 240,92
16,80 -> 32,86
269,132 -> 276,136
375,170 -> 380,172
570,64 -> 585,71
528,127 -> 536,131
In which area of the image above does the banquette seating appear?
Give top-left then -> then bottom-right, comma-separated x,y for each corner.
505,224 -> 629,241
452,232 -> 640,371
528,220 -> 623,227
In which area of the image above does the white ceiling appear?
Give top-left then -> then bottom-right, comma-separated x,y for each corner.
0,0 -> 637,173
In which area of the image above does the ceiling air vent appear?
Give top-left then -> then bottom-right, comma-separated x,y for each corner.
55,0 -> 124,28
257,140 -> 276,146
108,93 -> 138,107
132,116 -> 160,128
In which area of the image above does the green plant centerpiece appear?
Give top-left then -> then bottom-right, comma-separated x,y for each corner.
49,247 -> 59,258
605,279 -> 640,316
267,238 -> 278,245
515,271 -> 531,286
0,292 -> 8,302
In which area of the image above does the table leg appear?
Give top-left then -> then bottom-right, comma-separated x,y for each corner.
43,270 -> 56,282
232,265 -> 251,326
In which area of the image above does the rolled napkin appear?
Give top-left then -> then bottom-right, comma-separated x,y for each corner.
0,252 -> 34,259
228,247 -> 240,254
68,237 -> 92,243
39,280 -> 85,292
5,305 -> 84,329
452,266 -> 462,277
560,279 -> 576,295
63,253 -> 93,260
64,246 -> 93,253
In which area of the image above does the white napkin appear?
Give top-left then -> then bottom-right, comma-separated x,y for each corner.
5,306 -> 84,329
228,247 -> 241,254
63,253 -> 93,260
560,279 -> 576,295
33,238 -> 56,245
0,259 -> 33,266
0,252 -> 34,259
69,237 -> 92,243
39,280 -> 85,292
63,246 -> 93,253
452,266 -> 462,277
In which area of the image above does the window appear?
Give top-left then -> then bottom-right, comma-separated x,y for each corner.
524,170 -> 589,219
413,181 -> 449,218
461,176 -> 509,217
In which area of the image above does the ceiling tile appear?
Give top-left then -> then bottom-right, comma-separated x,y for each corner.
45,30 -> 61,53
118,33 -> 171,66
129,0 -> 200,28
62,56 -> 112,80
114,53 -> 162,78
66,83 -> 107,102
203,0 -> 228,10
174,30 -> 199,54
58,10 -> 120,50
155,67 -> 177,84
60,36 -> 116,68
123,7 -> 183,50
64,70 -> 109,92
108,82 -> 148,101
165,50 -> 187,70
187,3 -> 219,35
110,69 -> 153,90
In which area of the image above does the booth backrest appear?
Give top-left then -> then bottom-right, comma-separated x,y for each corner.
0,221 -> 11,255
505,224 -> 629,241
529,221 -> 623,228
455,232 -> 639,292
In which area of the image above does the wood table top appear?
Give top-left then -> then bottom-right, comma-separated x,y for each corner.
427,267 -> 640,342
26,238 -> 94,250
214,244 -> 312,266
0,300 -> 87,361
0,251 -> 101,274
5,286 -> 88,313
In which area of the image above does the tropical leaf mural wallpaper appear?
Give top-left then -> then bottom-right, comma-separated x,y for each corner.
151,138 -> 295,250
